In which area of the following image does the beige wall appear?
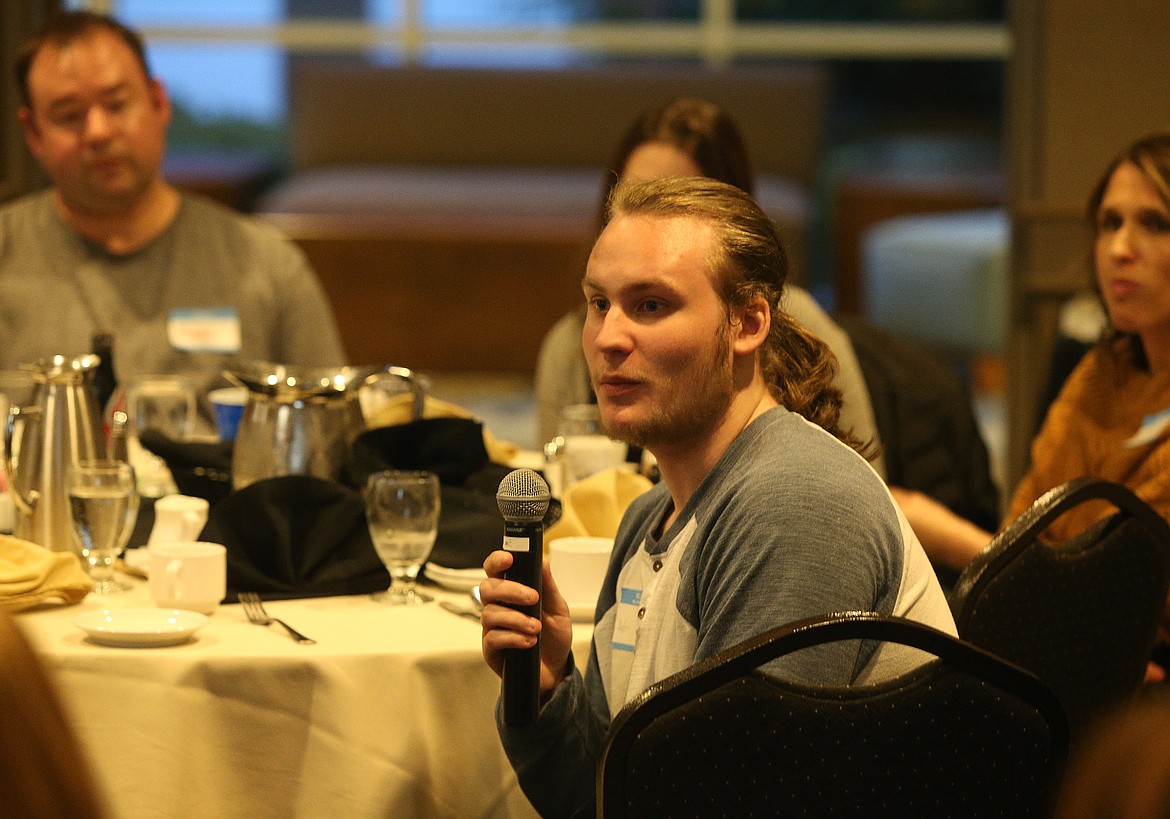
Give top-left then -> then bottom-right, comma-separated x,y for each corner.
1007,0 -> 1170,486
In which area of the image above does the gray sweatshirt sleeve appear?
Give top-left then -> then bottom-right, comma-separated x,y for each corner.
496,650 -> 610,819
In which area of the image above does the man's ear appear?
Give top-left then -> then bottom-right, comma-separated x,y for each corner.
148,78 -> 172,124
18,107 -> 44,160
730,294 -> 770,356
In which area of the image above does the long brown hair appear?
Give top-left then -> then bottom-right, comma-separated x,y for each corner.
607,176 -> 862,452
0,609 -> 109,818
594,97 -> 756,232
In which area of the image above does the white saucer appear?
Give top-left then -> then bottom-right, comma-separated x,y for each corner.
425,563 -> 487,593
73,608 -> 208,648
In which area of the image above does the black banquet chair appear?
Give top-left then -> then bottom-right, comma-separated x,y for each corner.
597,612 -> 1069,819
950,477 -> 1170,739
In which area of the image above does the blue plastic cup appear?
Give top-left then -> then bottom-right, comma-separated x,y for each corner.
209,387 -> 247,441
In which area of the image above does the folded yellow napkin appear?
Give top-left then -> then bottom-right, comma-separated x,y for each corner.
547,467 -> 653,544
365,394 -> 520,464
0,535 -> 93,612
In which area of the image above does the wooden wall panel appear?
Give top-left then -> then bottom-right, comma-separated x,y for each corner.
261,214 -> 589,373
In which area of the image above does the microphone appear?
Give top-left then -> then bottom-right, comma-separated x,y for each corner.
496,468 -> 551,727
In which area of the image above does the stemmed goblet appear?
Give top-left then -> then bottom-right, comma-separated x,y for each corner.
68,459 -> 140,594
365,470 -> 441,605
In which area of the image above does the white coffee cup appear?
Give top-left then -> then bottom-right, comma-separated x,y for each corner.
147,494 -> 210,547
549,536 -> 614,612
148,541 -> 227,615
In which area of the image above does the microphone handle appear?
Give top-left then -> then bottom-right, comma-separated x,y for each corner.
502,518 -> 543,727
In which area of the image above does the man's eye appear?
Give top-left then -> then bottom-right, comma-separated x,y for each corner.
52,111 -> 84,128
640,300 -> 663,314
589,296 -> 609,313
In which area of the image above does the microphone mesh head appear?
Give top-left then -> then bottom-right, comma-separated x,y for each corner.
497,468 -> 551,522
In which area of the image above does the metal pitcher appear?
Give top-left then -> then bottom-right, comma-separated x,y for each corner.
5,355 -> 107,552
225,362 -> 424,490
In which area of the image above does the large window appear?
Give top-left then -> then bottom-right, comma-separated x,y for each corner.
69,0 -> 1006,154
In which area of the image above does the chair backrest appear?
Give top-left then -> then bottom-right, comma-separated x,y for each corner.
950,477 -> 1170,739
597,612 -> 1068,819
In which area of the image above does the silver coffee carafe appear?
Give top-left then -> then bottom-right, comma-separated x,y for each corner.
4,355 -> 107,552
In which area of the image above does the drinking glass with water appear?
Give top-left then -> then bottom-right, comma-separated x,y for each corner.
364,470 -> 441,605
68,459 -> 139,594
126,376 -> 196,497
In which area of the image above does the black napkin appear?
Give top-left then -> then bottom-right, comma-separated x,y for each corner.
346,418 -> 517,571
200,474 -> 390,601
137,430 -> 234,506
346,417 -> 495,486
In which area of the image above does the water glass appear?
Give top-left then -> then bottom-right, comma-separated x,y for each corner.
365,470 -> 441,605
68,460 -> 139,594
558,404 -> 627,485
127,376 -> 196,497
128,376 -> 196,440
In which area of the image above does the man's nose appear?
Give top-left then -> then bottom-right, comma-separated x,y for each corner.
592,309 -> 634,354
83,106 -> 114,141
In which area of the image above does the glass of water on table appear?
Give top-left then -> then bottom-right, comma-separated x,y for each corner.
68,460 -> 139,594
364,470 -> 441,605
559,403 -> 627,485
125,376 -> 196,497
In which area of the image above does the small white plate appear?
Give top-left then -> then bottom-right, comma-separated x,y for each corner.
73,608 -> 208,648
425,563 -> 487,593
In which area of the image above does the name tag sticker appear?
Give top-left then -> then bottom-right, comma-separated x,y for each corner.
168,308 -> 241,354
503,534 -> 531,553
1124,407 -> 1170,449
612,586 -> 642,653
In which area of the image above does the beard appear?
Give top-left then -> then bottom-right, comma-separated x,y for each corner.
601,324 -> 735,450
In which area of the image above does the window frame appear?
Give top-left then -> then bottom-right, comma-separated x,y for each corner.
75,0 -> 1009,65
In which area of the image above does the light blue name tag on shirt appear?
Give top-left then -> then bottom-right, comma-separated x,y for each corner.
612,586 -> 642,652
167,307 -> 241,354
1123,406 -> 1170,449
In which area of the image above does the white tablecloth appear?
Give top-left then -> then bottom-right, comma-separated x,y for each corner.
17,579 -> 593,819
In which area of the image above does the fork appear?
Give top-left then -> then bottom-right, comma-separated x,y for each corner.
238,592 -> 317,645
